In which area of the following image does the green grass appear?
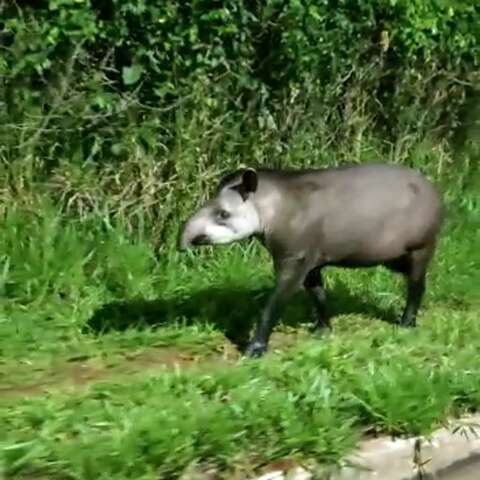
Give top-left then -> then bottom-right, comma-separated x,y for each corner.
0,171 -> 479,479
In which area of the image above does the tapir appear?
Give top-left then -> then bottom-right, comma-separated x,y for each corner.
178,163 -> 445,357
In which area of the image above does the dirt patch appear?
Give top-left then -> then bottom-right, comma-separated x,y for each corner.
0,330 -> 304,401
0,345 -> 236,399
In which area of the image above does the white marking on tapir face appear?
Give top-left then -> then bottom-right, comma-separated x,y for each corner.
191,186 -> 261,245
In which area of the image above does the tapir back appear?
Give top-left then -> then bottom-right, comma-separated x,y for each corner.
257,164 -> 444,264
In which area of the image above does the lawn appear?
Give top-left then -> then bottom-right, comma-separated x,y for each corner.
0,184 -> 479,479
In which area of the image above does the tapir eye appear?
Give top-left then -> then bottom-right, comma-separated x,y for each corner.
217,209 -> 230,220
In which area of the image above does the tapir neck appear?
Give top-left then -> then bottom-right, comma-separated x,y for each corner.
251,175 -> 286,239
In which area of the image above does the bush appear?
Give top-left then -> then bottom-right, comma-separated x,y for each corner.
0,0 -> 479,240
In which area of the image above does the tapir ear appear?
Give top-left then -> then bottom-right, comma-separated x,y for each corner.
242,168 -> 258,194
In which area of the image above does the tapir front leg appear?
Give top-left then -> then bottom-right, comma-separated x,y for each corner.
245,257 -> 309,358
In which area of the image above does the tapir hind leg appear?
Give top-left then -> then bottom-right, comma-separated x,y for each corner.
303,267 -> 331,332
395,243 -> 436,328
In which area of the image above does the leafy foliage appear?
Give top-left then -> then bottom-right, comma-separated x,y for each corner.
0,0 -> 479,238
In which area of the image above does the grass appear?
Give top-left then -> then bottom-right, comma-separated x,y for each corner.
0,154 -> 479,479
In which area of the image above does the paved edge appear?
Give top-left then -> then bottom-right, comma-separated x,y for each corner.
250,414 -> 480,480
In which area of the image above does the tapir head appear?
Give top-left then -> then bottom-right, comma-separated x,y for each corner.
178,168 -> 261,250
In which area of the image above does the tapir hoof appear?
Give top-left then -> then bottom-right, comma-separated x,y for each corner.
244,341 -> 267,358
399,315 -> 416,328
310,320 -> 332,335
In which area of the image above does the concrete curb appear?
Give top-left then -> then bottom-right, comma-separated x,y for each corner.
250,415 -> 480,480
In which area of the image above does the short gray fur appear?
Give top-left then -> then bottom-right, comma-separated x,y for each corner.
178,163 -> 445,357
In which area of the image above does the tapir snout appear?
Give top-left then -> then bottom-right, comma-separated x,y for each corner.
177,210 -> 216,251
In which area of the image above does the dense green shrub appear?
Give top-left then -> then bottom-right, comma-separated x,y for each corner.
0,0 -> 479,238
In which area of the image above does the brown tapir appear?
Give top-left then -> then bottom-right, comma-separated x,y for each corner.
178,163 -> 445,357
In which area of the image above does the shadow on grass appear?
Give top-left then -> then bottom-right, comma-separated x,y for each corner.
85,280 -> 399,352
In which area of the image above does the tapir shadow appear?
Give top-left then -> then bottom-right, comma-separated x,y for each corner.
85,280 -> 399,352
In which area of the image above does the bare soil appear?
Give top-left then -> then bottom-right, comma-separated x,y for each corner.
0,331 -> 303,400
